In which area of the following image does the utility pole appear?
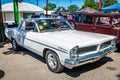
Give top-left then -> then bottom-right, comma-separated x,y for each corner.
99,0 -> 102,9
99,0 -> 104,12
13,0 -> 20,24
46,0 -> 48,17
99,0 -> 104,8
0,0 -> 5,42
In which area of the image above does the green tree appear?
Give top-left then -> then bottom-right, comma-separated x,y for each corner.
44,3 -> 56,10
82,0 -> 98,10
67,5 -> 79,13
104,0 -> 118,7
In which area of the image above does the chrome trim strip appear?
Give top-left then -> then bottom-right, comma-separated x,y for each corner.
25,38 -> 68,53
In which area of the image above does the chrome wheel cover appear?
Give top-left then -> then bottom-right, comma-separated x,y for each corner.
47,53 -> 57,69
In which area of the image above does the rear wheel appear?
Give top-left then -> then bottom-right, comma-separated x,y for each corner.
45,50 -> 64,73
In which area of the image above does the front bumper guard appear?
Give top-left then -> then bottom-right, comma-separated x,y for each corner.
64,47 -> 117,69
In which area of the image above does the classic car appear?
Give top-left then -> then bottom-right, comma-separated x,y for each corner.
5,18 -> 117,73
74,13 -> 120,44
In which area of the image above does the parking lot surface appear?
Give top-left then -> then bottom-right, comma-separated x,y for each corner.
0,44 -> 120,80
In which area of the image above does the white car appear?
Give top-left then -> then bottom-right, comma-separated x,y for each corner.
5,18 -> 117,73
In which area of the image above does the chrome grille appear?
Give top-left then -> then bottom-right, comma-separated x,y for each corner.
100,41 -> 111,50
77,45 -> 97,54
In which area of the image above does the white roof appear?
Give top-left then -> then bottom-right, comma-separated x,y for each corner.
44,10 -> 55,15
2,2 -> 44,12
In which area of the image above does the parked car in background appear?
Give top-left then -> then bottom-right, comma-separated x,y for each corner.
74,13 -> 120,44
5,18 -> 117,73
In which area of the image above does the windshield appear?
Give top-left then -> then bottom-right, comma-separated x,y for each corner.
36,19 -> 73,32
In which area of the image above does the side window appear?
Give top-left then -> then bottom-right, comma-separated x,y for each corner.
96,17 -> 110,26
83,16 -> 93,24
25,22 -> 38,32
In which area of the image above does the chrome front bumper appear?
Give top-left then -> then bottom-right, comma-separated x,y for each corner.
64,47 -> 117,69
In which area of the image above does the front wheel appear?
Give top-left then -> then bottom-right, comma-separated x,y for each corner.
45,50 -> 64,73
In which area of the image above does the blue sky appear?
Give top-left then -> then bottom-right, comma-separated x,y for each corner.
2,0 -> 120,8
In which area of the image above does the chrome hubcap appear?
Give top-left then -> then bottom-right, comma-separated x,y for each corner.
47,53 -> 57,69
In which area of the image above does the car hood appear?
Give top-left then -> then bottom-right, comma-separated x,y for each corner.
27,30 -> 115,52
